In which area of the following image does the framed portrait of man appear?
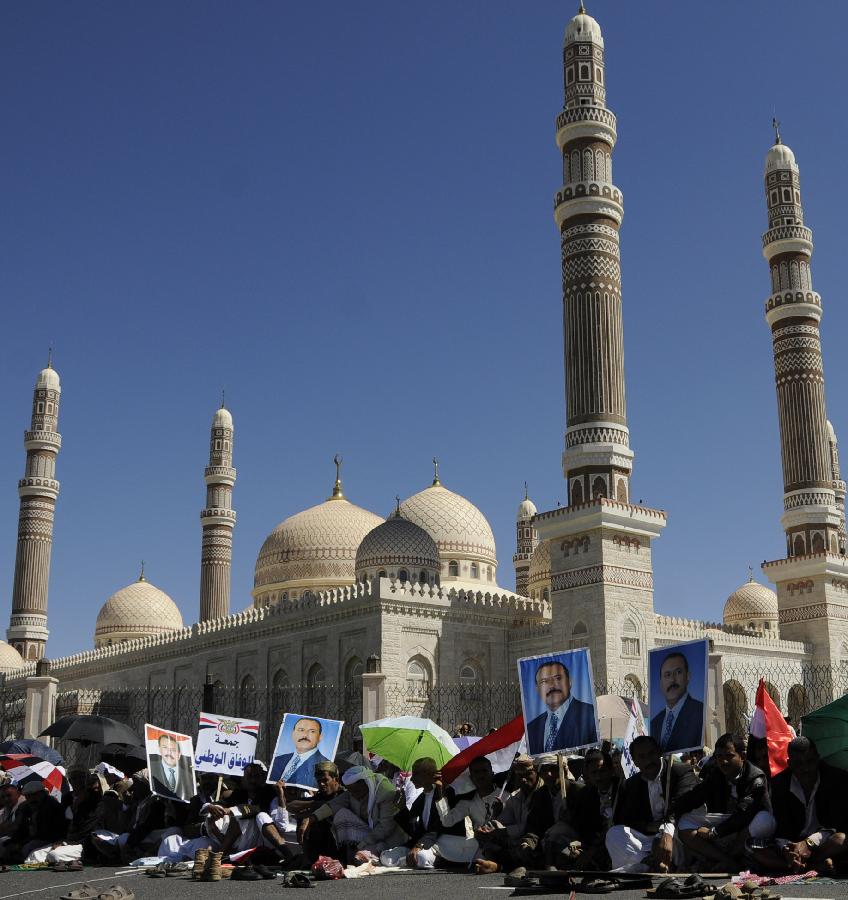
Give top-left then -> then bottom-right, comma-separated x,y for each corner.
518,649 -> 599,755
145,724 -> 196,804
648,639 -> 708,754
267,713 -> 343,790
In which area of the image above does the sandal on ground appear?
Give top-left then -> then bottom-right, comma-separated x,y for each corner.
97,886 -> 136,900
53,862 -> 70,872
60,887 -> 101,900
283,871 -> 313,887
67,860 -> 85,872
148,863 -> 168,877
576,877 -> 619,893
714,884 -> 743,900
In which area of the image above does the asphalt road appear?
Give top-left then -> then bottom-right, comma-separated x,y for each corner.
2,868 -> 846,900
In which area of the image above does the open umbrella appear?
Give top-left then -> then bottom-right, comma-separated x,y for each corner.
100,742 -> 147,776
0,754 -> 70,801
40,714 -> 141,747
800,694 -> 848,771
0,738 -> 64,766
359,715 -> 459,770
596,694 -> 648,742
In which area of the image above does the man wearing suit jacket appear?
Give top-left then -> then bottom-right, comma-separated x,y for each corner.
149,732 -> 195,803
403,756 -> 467,868
269,717 -> 330,788
650,651 -> 705,753
606,735 -> 699,872
526,660 -> 597,754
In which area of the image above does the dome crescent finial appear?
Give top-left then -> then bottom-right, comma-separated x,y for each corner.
139,560 -> 146,582
432,457 -> 441,486
578,1 -> 586,13
772,115 -> 782,145
330,454 -> 344,499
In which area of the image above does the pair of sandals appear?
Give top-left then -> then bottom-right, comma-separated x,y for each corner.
53,860 -> 84,872
649,875 -> 714,898
60,885 -> 135,900
148,861 -> 187,877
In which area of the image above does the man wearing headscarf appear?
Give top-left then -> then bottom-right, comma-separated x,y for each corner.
298,765 -> 408,862
289,760 -> 344,863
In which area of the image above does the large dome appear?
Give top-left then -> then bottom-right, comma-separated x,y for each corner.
398,479 -> 497,582
355,513 -> 440,583
723,576 -> 779,633
254,495 -> 383,602
95,575 -> 183,648
0,640 -> 24,674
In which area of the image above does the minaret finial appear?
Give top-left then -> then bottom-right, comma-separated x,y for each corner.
772,116 -> 781,145
748,565 -> 754,582
578,1 -> 586,13
330,454 -> 344,499
220,388 -> 226,409
524,480 -> 529,500
432,457 -> 441,486
47,346 -> 53,369
139,560 -> 146,582
395,495 -> 401,516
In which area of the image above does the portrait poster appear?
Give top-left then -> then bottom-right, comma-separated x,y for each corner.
648,638 -> 708,754
267,713 -> 344,790
144,723 -> 196,804
194,712 -> 260,776
517,649 -> 599,755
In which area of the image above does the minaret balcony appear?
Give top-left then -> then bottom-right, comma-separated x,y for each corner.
555,106 -> 616,149
24,430 -> 61,452
18,477 -> 59,499
762,224 -> 812,259
201,507 -> 237,526
204,465 -> 236,486
554,182 -> 622,227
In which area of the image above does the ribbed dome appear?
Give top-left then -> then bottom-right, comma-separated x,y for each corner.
254,497 -> 383,592
528,539 -> 551,596
723,578 -> 779,626
0,640 -> 24,673
399,483 -> 497,567
36,367 -> 60,390
565,7 -> 603,46
355,514 -> 440,579
765,142 -> 798,173
517,496 -> 537,522
95,577 -> 183,647
213,406 -> 233,428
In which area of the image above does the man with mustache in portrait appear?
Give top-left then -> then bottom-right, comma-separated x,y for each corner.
650,652 -> 705,753
526,660 -> 597,755
269,717 -> 330,789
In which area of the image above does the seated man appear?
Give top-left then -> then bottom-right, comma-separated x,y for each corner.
518,754 -> 579,871
0,783 -> 26,853
91,771 -> 177,863
752,736 -> 848,874
675,732 -> 775,870
4,782 -> 67,864
475,755 -> 541,873
410,756 -> 502,869
290,761 -> 345,863
158,772 -> 229,862
299,765 -> 408,863
400,756 -> 465,866
567,747 -> 620,870
606,735 -> 698,872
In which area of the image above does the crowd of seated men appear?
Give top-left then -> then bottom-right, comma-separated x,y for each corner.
0,733 -> 844,878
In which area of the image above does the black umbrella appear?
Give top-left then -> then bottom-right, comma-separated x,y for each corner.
100,742 -> 147,776
0,738 -> 64,766
40,714 -> 142,747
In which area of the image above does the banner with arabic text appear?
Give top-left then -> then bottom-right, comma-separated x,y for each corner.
194,712 -> 260,775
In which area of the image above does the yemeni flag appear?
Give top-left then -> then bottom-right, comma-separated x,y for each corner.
0,754 -> 70,801
440,714 -> 526,791
749,678 -> 793,776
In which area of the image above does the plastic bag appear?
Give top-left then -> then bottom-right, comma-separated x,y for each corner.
311,855 -> 345,880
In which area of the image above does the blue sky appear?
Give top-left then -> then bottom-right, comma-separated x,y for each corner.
1,1 -> 847,659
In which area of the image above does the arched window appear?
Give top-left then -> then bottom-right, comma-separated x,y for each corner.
592,476 -> 607,499
307,663 -> 327,710
398,569 -> 408,583
787,684 -> 809,724
616,479 -> 627,502
239,674 -> 257,717
378,570 -> 387,578
448,560 -> 459,577
459,663 -> 477,684
571,479 -> 584,506
470,563 -> 479,579
406,657 -> 431,697
723,681 -> 748,735
542,588 -> 550,602
419,570 -> 427,584
793,534 -> 805,556
764,681 -> 781,710
621,619 -> 639,657
570,620 -> 589,649
624,674 -> 643,701
812,532 -> 825,553
487,566 -> 493,581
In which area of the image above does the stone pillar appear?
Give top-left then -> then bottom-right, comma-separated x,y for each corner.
707,652 -> 724,746
361,655 -> 386,723
24,663 -> 58,740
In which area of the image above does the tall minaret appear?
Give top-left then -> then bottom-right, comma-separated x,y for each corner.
761,127 -> 848,667
199,401 -> 236,621
556,2 -> 632,507
535,5 -> 666,686
7,358 -> 62,659
513,483 -> 538,596
762,126 -> 841,558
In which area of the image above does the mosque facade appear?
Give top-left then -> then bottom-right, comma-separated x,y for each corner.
1,6 -> 846,733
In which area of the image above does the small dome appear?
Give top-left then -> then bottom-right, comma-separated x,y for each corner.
565,6 -> 603,46
95,575 -> 184,647
213,406 -> 233,429
827,419 -> 837,444
254,497 -> 383,595
723,577 -> 779,627
36,367 -> 60,390
355,513 -> 440,580
0,640 -> 24,673
528,539 -> 551,597
765,142 -> 798,174
517,494 -> 537,522
399,482 -> 497,568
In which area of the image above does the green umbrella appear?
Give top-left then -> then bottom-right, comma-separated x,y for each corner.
359,715 -> 459,770
800,693 -> 848,771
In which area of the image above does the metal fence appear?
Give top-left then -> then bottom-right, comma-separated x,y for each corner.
0,683 -> 27,742
52,682 -> 362,770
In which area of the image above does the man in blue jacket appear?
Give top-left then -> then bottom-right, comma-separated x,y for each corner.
526,660 -> 597,755
650,651 -> 705,753
269,717 -> 330,788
